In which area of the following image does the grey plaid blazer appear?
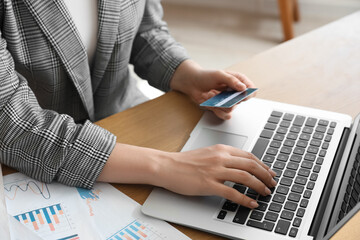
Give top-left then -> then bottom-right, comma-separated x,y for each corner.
0,0 -> 188,188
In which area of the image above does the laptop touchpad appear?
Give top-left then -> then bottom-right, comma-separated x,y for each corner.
191,128 -> 248,150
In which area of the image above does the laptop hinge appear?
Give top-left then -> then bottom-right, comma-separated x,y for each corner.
308,127 -> 350,238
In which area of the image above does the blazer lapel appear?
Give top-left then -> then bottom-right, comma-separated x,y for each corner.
91,0 -> 122,93
23,0 -> 95,121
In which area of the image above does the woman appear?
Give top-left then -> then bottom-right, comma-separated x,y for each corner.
0,0 -> 276,209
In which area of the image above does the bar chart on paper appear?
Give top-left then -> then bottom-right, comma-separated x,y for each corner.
13,203 -> 78,239
107,220 -> 167,240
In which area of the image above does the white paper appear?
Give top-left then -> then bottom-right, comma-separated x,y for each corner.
3,173 -> 190,240
0,165 -> 11,240
8,213 -> 43,240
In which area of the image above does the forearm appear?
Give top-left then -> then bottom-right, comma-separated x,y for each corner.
97,143 -> 168,186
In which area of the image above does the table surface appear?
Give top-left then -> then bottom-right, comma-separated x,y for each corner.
3,10 -> 360,240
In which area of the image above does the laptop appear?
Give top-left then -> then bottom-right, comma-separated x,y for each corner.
142,97 -> 360,239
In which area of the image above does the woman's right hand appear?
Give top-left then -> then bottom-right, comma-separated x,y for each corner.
155,144 -> 277,209
98,143 -> 277,209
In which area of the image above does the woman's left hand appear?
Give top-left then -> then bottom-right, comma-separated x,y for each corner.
170,60 -> 256,120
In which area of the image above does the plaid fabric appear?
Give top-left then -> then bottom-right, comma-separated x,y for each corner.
0,0 -> 188,188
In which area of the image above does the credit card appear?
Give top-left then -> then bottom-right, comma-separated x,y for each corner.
200,88 -> 258,108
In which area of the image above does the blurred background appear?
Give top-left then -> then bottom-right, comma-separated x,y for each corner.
136,0 -> 360,99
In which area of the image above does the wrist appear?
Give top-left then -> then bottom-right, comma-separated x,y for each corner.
170,59 -> 203,95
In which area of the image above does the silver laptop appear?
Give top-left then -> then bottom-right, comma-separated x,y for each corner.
142,98 -> 360,239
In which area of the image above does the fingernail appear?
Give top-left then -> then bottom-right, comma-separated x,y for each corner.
265,187 -> 271,195
268,169 -> 277,177
271,179 -> 277,187
250,201 -> 259,208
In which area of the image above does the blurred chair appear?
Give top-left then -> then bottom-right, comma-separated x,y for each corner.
278,0 -> 300,41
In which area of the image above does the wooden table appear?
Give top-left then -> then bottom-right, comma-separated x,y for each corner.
2,11 -> 360,240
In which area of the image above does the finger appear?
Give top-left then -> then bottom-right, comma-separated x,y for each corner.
225,157 -> 277,188
226,71 -> 256,88
224,146 -> 275,176
217,72 -> 247,92
220,169 -> 272,196
213,183 -> 259,208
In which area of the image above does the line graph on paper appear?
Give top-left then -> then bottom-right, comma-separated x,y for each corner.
4,178 -> 51,200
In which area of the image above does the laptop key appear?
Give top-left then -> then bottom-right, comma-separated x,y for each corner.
287,162 -> 299,171
284,169 -> 296,178
273,194 -> 286,203
263,155 -> 275,163
316,157 -> 324,165
277,154 -> 289,162
330,122 -> 337,128
274,134 -> 285,141
269,203 -> 282,212
276,186 -> 290,195
318,120 -> 329,126
233,184 -> 246,193
304,153 -> 316,161
260,130 -> 273,139
265,211 -> 279,222
305,117 -> 317,127
271,111 -> 283,117
291,184 -> 304,194
300,199 -> 309,208
304,190 -> 312,199
250,211 -> 264,221
289,227 -> 298,238
296,208 -> 305,217
251,138 -> 270,160
280,177 -> 293,186
315,126 -> 327,133
268,116 -> 280,124
298,168 -> 310,177
310,173 -> 318,181
258,195 -> 272,202
307,181 -> 315,190
280,121 -> 291,128
265,123 -> 277,130
270,140 -> 281,148
290,155 -> 302,163
246,220 -> 275,232
274,161 -> 286,170
300,133 -> 311,141
301,161 -> 313,169
283,113 -> 294,121
288,193 -> 301,202
217,210 -> 227,220
233,206 -> 251,224
256,202 -> 268,212
293,217 -> 302,227
295,176 -> 307,185
293,115 -> 305,127
280,210 -> 294,221
275,219 -> 291,235
222,200 -> 238,212
284,201 -> 298,211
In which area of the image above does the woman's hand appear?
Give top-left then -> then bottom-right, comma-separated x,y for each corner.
170,60 -> 256,120
98,143 -> 276,209
157,144 -> 277,209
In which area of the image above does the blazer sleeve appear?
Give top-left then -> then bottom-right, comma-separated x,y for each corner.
130,0 -> 189,92
0,31 -> 116,189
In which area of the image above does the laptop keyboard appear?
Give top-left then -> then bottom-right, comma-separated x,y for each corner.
338,144 -> 360,222
216,111 -> 336,238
